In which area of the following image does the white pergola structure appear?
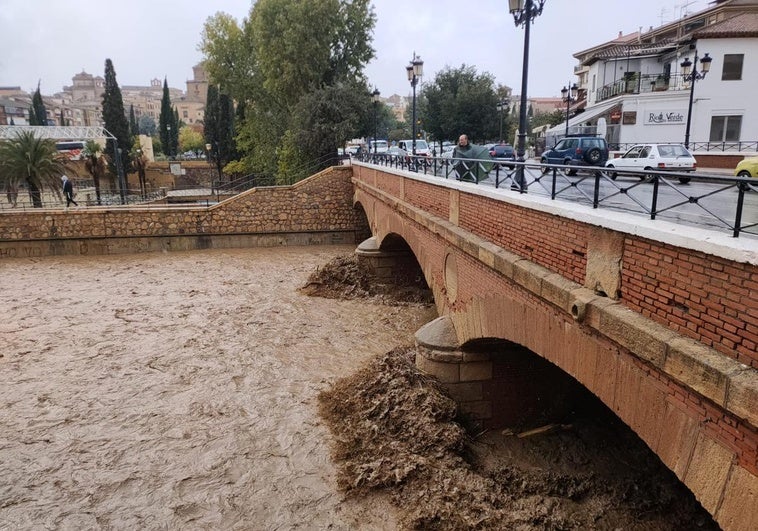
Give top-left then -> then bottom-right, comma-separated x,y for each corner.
0,125 -> 115,141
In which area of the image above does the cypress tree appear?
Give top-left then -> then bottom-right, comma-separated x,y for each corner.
101,58 -> 131,188
204,84 -> 219,150
204,84 -> 220,167
159,78 -> 175,158
218,92 -> 235,168
31,84 -> 47,125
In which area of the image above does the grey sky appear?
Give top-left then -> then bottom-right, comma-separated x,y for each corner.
0,0 -> 707,99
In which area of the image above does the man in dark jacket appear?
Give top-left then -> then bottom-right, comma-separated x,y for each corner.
61,175 -> 78,207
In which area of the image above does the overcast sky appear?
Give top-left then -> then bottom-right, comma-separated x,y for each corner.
0,0 -> 708,99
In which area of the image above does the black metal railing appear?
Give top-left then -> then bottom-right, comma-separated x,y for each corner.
607,141 -> 758,153
357,154 -> 758,238
595,73 -> 689,104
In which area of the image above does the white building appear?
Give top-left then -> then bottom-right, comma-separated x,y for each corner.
547,0 -> 758,153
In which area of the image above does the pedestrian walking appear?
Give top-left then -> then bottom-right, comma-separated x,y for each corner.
62,175 -> 78,207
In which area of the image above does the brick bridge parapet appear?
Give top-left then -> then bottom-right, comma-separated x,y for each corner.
352,162 -> 758,530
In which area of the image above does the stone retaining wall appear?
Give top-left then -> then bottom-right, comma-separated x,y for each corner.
0,166 -> 364,258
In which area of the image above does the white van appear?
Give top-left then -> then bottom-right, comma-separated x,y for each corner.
371,140 -> 388,153
397,139 -> 431,156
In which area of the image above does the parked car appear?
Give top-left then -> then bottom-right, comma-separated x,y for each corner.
488,143 -> 516,169
397,139 -> 432,157
387,146 -> 408,161
734,157 -> 758,178
605,143 -> 697,183
540,135 -> 609,175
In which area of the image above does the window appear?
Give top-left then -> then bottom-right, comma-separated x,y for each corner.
709,115 -> 742,142
624,146 -> 642,158
722,54 -> 743,80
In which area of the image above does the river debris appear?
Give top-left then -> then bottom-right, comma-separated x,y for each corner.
299,254 -> 433,306
318,347 -> 719,530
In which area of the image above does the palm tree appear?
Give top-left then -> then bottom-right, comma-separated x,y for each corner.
83,140 -> 106,205
131,148 -> 148,199
0,131 -> 70,208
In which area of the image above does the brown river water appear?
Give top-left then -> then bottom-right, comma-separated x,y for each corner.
0,245 -> 436,529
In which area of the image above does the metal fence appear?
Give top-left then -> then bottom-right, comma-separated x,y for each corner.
356,153 -> 758,238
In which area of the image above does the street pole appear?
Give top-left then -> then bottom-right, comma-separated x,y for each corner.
372,88 -> 380,158
681,49 -> 712,150
561,82 -> 577,137
510,0 -> 545,192
406,54 -> 424,160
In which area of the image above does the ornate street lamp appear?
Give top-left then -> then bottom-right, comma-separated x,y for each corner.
509,0 -> 546,192
372,88 -> 381,157
560,82 -> 578,137
406,53 -> 424,156
680,49 -> 712,149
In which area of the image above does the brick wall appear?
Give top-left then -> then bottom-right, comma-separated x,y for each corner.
622,238 -> 758,368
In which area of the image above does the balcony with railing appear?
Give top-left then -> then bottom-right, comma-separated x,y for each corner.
595,73 -> 690,103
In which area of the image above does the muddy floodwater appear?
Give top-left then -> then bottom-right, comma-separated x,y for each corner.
0,246 -> 435,529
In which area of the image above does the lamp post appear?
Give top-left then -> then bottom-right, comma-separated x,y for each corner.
406,53 -> 424,156
496,100 -> 508,142
680,49 -> 712,150
560,82 -> 578,137
509,0 -> 545,192
372,88 -> 381,157
166,124 -> 171,160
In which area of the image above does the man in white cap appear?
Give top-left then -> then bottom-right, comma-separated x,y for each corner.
61,175 -> 78,208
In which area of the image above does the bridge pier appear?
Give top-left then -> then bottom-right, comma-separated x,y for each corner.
415,316 -> 579,430
355,236 -> 418,283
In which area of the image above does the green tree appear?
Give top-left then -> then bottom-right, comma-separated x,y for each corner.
28,84 -> 48,126
82,140 -> 106,204
419,65 -> 499,145
203,84 -> 219,148
530,109 -> 564,130
159,78 -> 176,157
0,131 -> 69,207
201,0 -> 376,179
131,140 -> 148,199
101,58 -> 131,193
217,92 -> 235,173
138,115 -> 156,136
179,126 -> 205,155
283,81 -> 371,181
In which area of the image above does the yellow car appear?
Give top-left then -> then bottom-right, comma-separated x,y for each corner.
734,157 -> 758,177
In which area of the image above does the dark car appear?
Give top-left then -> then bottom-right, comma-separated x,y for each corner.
541,135 -> 609,175
489,143 -> 516,169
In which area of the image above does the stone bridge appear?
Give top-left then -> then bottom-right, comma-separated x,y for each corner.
0,163 -> 756,529
351,162 -> 757,531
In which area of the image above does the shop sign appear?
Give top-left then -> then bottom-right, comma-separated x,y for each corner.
644,110 -> 686,125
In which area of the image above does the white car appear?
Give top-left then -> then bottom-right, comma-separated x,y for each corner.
397,139 -> 432,157
606,143 -> 697,183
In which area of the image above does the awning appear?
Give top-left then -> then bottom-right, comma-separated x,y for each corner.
545,100 -> 620,136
